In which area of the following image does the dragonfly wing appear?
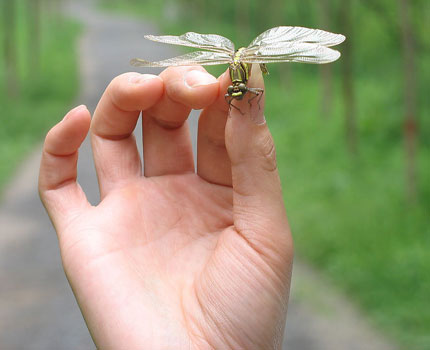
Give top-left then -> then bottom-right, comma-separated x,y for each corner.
241,43 -> 341,64
130,51 -> 232,67
145,32 -> 235,54
248,26 -> 345,49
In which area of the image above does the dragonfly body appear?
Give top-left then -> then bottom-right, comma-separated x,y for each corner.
226,47 -> 270,103
231,48 -> 249,87
131,26 -> 346,106
227,48 -> 251,100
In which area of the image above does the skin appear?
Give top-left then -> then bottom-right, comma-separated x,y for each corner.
39,64 -> 293,350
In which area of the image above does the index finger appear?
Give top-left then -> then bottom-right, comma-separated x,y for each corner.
90,72 -> 164,198
91,73 -> 164,138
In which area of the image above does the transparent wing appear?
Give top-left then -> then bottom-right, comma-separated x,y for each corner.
130,51 -> 232,67
247,26 -> 346,49
241,26 -> 345,64
241,42 -> 342,64
144,32 -> 235,54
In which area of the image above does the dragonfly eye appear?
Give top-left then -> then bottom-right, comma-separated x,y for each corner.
238,83 -> 246,92
227,86 -> 234,94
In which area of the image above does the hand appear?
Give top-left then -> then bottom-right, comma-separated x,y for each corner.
39,65 -> 293,350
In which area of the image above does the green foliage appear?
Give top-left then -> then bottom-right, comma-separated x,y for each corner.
0,0 -> 81,191
268,77 -> 429,347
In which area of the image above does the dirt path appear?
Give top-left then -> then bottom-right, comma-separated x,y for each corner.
0,1 -> 397,349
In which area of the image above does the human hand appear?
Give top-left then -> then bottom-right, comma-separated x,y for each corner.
39,65 -> 293,350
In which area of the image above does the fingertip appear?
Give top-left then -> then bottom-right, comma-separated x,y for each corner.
112,72 -> 164,111
218,68 -> 231,87
61,104 -> 89,122
45,105 -> 91,156
214,69 -> 232,111
249,64 -> 265,88
162,66 -> 219,110
183,69 -> 218,89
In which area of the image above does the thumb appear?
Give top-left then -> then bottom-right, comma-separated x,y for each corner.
225,64 -> 293,270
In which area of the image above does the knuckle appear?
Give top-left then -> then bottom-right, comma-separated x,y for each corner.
108,75 -> 129,108
257,134 -> 277,172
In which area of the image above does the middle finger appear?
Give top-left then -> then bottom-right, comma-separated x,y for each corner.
143,66 -> 218,177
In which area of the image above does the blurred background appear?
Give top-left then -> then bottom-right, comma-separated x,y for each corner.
0,0 -> 429,349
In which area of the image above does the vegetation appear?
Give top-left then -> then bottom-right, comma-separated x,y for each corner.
0,0 -> 81,191
99,0 -> 429,348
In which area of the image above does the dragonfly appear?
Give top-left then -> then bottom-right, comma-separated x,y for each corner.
131,26 -> 345,110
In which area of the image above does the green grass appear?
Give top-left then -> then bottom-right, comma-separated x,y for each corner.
101,1 -> 430,347
0,3 -> 81,193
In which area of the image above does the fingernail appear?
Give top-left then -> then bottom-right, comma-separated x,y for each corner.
251,112 -> 266,125
184,70 -> 217,88
62,105 -> 87,122
128,73 -> 160,84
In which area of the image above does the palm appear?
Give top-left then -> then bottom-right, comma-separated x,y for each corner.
40,69 -> 292,350
60,174 -> 284,349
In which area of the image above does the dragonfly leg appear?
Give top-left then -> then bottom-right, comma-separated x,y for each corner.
259,63 -> 269,75
225,94 -> 244,115
247,88 -> 264,110
224,93 -> 232,105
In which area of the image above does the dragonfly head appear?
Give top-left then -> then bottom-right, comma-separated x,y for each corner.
228,82 -> 248,100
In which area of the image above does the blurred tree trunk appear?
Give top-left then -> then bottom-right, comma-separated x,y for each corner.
398,0 -> 417,202
235,0 -> 250,45
208,0 -> 219,23
46,0 -> 63,22
256,0 -> 277,36
272,0 -> 291,88
46,0 -> 57,14
3,0 -> 19,97
268,0 -> 285,27
28,0 -> 42,78
189,0 -> 205,22
340,0 -> 357,155
176,0 -> 188,21
255,0 -> 291,88
200,0 -> 206,20
255,0 -> 268,34
318,0 -> 333,118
